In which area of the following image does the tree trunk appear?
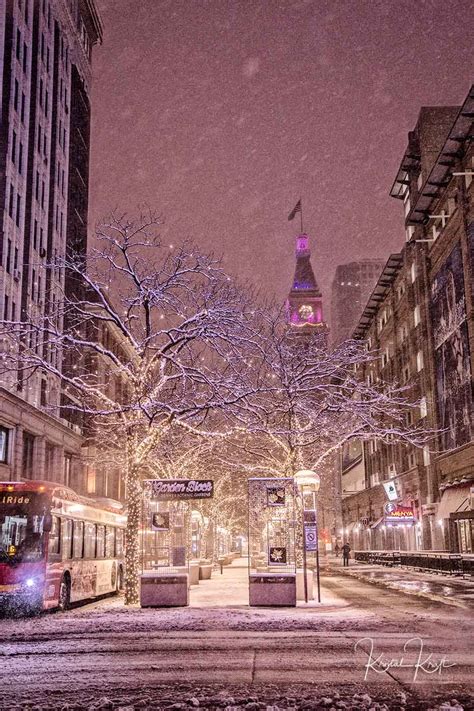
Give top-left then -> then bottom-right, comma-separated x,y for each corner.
124,466 -> 142,605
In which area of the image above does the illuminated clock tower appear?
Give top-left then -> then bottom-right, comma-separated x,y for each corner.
286,233 -> 326,329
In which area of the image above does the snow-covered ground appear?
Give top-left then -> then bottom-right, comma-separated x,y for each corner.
0,565 -> 472,711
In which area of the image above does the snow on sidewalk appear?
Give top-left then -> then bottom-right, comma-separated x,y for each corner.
331,559 -> 474,609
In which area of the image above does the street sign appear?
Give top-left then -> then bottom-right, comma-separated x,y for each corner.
304,525 -> 318,551
146,479 -> 214,501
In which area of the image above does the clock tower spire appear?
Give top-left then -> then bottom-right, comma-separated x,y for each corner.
286,233 -> 325,329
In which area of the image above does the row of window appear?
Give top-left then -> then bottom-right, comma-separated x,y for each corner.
48,516 -> 125,561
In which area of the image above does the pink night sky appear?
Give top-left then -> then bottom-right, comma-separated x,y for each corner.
90,0 -> 473,323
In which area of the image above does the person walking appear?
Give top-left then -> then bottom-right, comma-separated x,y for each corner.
334,542 -> 340,558
342,542 -> 351,567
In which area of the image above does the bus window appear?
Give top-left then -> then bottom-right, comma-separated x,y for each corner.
105,526 -> 115,558
61,518 -> 73,559
96,525 -> 105,558
84,522 -> 96,558
48,516 -> 61,556
73,520 -> 84,558
115,528 -> 124,557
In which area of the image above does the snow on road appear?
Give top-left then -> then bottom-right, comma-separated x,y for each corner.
0,572 -> 472,711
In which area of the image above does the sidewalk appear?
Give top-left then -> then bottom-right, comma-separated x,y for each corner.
328,557 -> 474,609
190,556 -> 347,609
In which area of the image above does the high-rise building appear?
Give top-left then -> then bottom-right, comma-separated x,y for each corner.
0,0 -> 102,492
330,259 -> 385,346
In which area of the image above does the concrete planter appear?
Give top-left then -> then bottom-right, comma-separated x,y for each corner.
140,572 -> 189,607
199,564 -> 213,580
249,572 -> 296,607
189,562 -> 200,585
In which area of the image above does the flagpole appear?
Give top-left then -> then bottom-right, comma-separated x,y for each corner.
300,198 -> 304,233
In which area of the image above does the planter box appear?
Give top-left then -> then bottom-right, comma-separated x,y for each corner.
249,572 -> 296,607
189,562 -> 200,585
140,572 -> 189,607
199,564 -> 213,580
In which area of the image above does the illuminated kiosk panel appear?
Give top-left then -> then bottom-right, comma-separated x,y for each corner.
248,477 -> 297,607
140,480 -> 191,607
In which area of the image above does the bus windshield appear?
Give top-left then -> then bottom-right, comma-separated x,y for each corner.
0,493 -> 49,564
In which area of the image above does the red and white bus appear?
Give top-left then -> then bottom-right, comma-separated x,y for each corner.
0,481 -> 126,613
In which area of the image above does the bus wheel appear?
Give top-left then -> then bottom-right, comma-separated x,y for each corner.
58,575 -> 71,611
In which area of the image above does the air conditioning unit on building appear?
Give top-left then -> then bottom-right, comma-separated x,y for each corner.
388,463 -> 397,478
13,269 -> 21,282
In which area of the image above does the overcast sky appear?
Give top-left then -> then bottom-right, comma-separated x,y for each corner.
90,0 -> 473,321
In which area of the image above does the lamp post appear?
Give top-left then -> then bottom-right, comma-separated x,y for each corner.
295,469 -> 321,603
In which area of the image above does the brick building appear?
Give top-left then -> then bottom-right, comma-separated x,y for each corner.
341,85 -> 474,553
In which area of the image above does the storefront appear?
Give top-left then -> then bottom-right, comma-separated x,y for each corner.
437,482 -> 473,552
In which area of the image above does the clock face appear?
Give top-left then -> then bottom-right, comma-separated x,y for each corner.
298,304 -> 314,321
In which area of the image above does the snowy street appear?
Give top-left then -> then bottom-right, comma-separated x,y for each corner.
1,560 -> 472,710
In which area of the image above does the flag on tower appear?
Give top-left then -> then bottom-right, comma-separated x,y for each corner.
288,200 -> 302,221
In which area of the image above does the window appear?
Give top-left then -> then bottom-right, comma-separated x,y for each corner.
410,262 -> 416,284
16,193 -> 21,227
423,445 -> 431,466
0,426 -> 9,463
21,92 -> 25,122
64,454 -> 72,487
8,186 -> 14,218
73,520 -> 84,558
22,431 -> 34,478
45,442 -> 54,478
22,42 -> 27,73
16,28 -> 21,60
414,305 -> 421,327
40,378 -> 47,406
83,522 -> 96,558
105,527 -> 115,558
96,525 -> 105,558
61,518 -> 73,559
417,350 -> 424,372
48,516 -> 61,555
87,467 -> 96,494
115,529 -> 124,557
403,364 -> 410,383
419,397 -> 427,419
18,142 -> 23,173
11,130 -> 17,164
3,295 -> 8,321
14,79 -> 19,111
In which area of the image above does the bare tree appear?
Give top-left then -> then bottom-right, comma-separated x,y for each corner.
0,211 -> 261,604
218,306 -> 435,538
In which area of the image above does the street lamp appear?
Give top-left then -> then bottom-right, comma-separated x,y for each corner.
295,469 -> 321,603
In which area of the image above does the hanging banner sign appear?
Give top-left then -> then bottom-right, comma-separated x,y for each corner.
382,480 -> 400,501
147,479 -> 214,500
384,502 -> 416,524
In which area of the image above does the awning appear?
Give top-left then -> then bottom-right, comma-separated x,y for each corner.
370,516 -> 384,529
437,485 -> 470,520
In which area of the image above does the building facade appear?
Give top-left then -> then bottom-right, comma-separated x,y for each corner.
0,1 -> 103,494
330,259 -> 385,346
341,86 -> 474,553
